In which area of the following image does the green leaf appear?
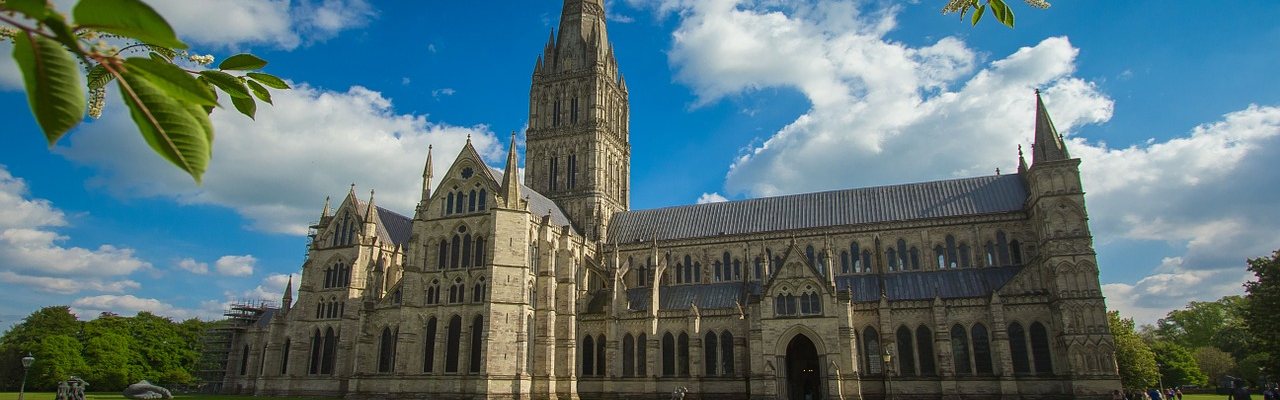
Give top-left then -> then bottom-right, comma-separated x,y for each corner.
116,68 -> 212,183
6,0 -> 51,19
124,57 -> 218,107
231,94 -> 257,120
218,54 -> 268,71
971,4 -> 986,26
86,64 -> 114,90
13,33 -> 86,145
247,80 -> 272,105
42,15 -> 85,58
73,0 -> 187,49
246,72 -> 290,90
198,70 -> 250,98
989,0 -> 1015,28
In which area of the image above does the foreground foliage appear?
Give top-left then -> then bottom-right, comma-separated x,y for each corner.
1110,310 -> 1159,389
0,0 -> 289,183
1243,249 -> 1280,376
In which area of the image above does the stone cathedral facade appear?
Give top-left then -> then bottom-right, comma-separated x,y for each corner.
221,0 -> 1122,399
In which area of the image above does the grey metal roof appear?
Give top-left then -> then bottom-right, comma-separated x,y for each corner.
522,185 -> 574,231
487,166 -> 574,231
834,266 -> 1024,302
608,174 -> 1028,243
354,199 -> 412,247
623,282 -> 745,312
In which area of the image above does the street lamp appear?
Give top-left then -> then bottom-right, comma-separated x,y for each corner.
1156,363 -> 1165,395
19,352 -> 35,400
882,347 -> 895,400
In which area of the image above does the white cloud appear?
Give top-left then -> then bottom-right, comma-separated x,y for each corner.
214,255 -> 257,277
634,0 -> 1280,324
0,271 -> 140,295
231,273 -> 295,302
0,166 -> 154,292
176,258 -> 209,274
696,192 -> 728,204
71,294 -> 211,320
146,0 -> 376,50
57,84 -> 501,234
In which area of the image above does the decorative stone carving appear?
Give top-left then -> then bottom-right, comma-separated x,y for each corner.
122,380 -> 174,399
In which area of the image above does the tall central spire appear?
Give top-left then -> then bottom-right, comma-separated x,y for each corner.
559,0 -> 608,47
526,0 -> 631,240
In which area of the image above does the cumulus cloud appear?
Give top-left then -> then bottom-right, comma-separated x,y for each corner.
175,258 -> 209,274
230,273 -> 295,302
0,271 -> 140,295
0,166 -> 154,295
147,0 -> 376,50
630,0 -> 1280,324
70,294 -> 211,320
214,255 -> 257,276
696,192 -> 728,204
58,84 -> 501,234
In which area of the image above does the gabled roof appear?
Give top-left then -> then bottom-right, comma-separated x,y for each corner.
353,199 -> 412,247
608,174 -> 1028,243
834,266 -> 1024,302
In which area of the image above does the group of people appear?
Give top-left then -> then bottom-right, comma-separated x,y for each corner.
1261,387 -> 1279,400
1112,388 -> 1184,400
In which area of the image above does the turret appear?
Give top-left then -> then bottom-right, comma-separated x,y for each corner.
416,145 -> 434,218
501,133 -> 523,207
1032,89 -> 1070,164
281,274 -> 293,312
363,189 -> 377,238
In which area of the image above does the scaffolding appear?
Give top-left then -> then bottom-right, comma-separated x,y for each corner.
196,300 -> 278,393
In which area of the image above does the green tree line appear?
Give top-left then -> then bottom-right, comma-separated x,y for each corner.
1109,248 -> 1280,391
0,306 -> 212,392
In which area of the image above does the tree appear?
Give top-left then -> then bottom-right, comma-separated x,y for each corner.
1155,296 -> 1248,351
1192,347 -> 1236,386
1,0 -> 290,183
29,335 -> 89,390
0,306 -> 82,390
1110,310 -> 1159,389
1149,341 -> 1208,388
1243,249 -> 1280,374
941,0 -> 1050,28
82,331 -> 146,391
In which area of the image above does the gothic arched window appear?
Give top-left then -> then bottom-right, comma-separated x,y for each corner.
704,332 -> 719,376
637,333 -> 647,376
309,329 -> 322,374
474,236 -> 486,267
916,325 -> 935,375
424,317 -> 437,373
677,332 -> 690,376
973,323 -> 993,374
863,327 -> 881,374
951,324 -> 972,374
582,335 -> 595,376
896,326 -> 916,376
378,327 -> 396,373
1008,322 -> 1031,374
622,334 -> 635,377
478,189 -> 487,211
721,331 -> 735,375
445,316 -> 462,373
662,332 -> 675,376
1030,322 -> 1053,375
469,316 -> 484,373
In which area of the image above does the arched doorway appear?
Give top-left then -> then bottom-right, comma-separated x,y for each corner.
786,334 -> 821,400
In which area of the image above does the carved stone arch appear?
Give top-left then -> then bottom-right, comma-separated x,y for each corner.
773,324 -> 830,356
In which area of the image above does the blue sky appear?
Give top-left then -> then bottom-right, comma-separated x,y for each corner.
1,0 -> 1278,328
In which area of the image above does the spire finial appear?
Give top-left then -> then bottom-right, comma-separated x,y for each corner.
1032,89 -> 1070,164
501,132 -> 523,206
321,196 -> 331,219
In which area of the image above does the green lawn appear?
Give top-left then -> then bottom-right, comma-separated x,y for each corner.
0,394 -> 336,400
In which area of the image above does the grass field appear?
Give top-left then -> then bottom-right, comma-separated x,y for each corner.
0,394 -> 336,400
0,392 -> 1244,400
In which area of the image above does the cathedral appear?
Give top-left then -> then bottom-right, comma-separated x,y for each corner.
220,0 -> 1122,399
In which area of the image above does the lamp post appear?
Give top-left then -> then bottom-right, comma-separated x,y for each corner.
19,352 -> 35,400
882,347 -> 895,400
1156,363 -> 1165,395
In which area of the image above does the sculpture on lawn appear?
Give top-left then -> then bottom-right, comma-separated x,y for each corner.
123,380 -> 174,399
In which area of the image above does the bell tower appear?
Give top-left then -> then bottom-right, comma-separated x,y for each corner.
526,0 -> 630,241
